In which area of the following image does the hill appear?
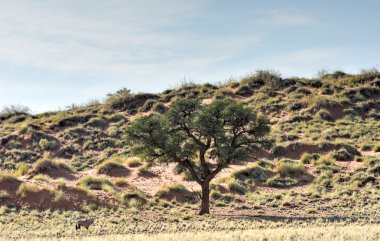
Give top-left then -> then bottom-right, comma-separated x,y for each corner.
0,70 -> 379,221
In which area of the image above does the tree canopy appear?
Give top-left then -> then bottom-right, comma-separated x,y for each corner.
126,98 -> 272,214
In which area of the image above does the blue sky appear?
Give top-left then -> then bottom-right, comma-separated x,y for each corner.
0,0 -> 379,113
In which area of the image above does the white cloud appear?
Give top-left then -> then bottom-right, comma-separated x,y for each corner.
277,47 -> 349,64
0,0 -> 259,80
255,9 -> 325,28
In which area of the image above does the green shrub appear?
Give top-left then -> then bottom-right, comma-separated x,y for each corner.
121,191 -> 146,208
139,99 -> 157,112
107,126 -> 119,137
227,180 -> 247,194
210,190 -> 223,200
32,174 -> 50,182
300,153 -> 320,164
53,190 -> 65,203
14,164 -> 30,177
96,161 -> 125,175
361,144 -> 373,151
16,182 -> 38,197
30,159 -> 72,174
266,175 -> 298,187
77,177 -> 113,191
271,145 -> 286,157
332,149 -> 352,161
39,139 -> 59,151
309,171 -> 334,193
314,157 -> 340,174
276,162 -> 307,178
0,190 -> 9,201
152,102 -> 167,114
114,178 -> 129,187
235,85 -> 253,96
125,157 -> 143,167
231,164 -> 269,182
155,183 -> 196,203
373,145 -> 380,152
0,172 -> 17,182
86,117 -> 107,128
317,109 -> 334,121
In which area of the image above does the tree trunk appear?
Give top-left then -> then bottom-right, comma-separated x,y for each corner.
199,182 -> 210,215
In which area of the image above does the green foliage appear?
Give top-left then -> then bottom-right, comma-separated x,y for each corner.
235,85 -> 253,96
317,109 -> 334,121
39,139 -> 59,151
0,172 -> 17,182
0,190 -> 9,201
126,98 -> 272,185
300,153 -> 320,164
15,164 -> 30,177
16,182 -> 38,198
152,102 -> 167,114
96,161 -> 126,175
314,157 -> 340,174
139,99 -> 157,112
231,164 -> 269,182
331,149 -> 352,161
266,175 -> 298,187
121,191 -> 146,208
373,145 -> 380,152
30,159 -> 72,175
276,162 -> 307,178
77,177 -> 114,191
125,157 -> 143,167
308,171 -> 334,194
227,181 -> 247,194
155,183 -> 196,203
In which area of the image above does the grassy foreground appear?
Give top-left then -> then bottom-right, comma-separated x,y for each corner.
1,224 -> 379,241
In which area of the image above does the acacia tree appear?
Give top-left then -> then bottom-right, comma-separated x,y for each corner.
126,98 -> 272,215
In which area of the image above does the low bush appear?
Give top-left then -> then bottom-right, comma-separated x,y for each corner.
276,162 -> 307,178
308,171 -> 334,194
266,175 -> 298,187
16,182 -> 38,198
373,145 -> 380,152
139,99 -> 157,112
14,164 -> 30,177
361,144 -> 373,151
0,190 -> 9,201
331,149 -> 352,161
300,153 -> 320,164
125,157 -> 143,167
121,191 -> 146,208
231,164 -> 270,182
39,139 -> 59,151
235,85 -> 253,96
96,161 -> 125,175
226,180 -> 247,194
155,183 -> 196,203
317,109 -> 335,121
32,174 -> 50,182
152,102 -> 167,114
30,159 -> 72,175
77,177 -> 113,191
271,145 -> 286,157
0,172 -> 17,182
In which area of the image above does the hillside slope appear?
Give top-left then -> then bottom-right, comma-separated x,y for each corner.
0,70 -> 379,217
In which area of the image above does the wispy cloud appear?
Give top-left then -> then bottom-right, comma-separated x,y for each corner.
0,0 -> 258,78
255,9 -> 325,28
277,47 -> 350,64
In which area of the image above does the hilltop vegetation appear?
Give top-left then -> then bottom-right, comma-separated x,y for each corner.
0,69 -> 379,239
